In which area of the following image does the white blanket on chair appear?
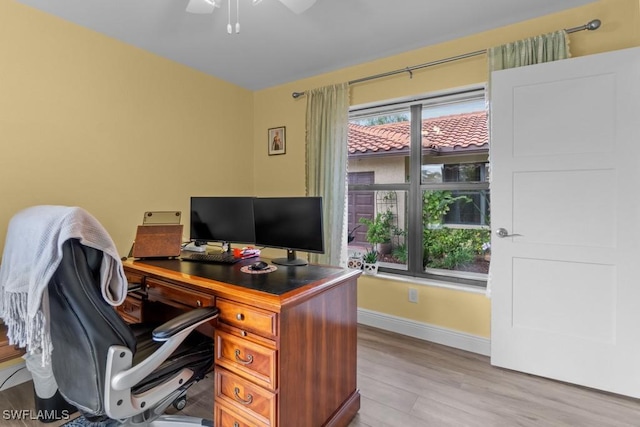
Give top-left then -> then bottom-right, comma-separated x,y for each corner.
0,205 -> 127,366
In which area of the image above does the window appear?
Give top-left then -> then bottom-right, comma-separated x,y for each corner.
347,87 -> 490,286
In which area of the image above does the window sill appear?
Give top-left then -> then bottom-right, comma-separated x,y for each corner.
368,271 -> 488,295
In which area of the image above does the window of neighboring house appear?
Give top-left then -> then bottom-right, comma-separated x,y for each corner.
347,86 -> 490,287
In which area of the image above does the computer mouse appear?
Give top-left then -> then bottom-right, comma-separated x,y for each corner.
250,261 -> 269,271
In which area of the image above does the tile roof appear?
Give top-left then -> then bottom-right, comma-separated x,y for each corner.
348,111 -> 488,155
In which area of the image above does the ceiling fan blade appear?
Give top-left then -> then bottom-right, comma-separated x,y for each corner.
186,0 -> 219,14
277,0 -> 318,14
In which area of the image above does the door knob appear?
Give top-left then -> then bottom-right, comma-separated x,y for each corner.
496,228 -> 522,238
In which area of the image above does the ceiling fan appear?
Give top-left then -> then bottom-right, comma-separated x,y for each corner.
186,0 -> 318,34
186,0 -> 318,16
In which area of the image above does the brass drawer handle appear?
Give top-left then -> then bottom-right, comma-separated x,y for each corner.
234,349 -> 254,365
233,387 -> 253,405
236,313 -> 244,321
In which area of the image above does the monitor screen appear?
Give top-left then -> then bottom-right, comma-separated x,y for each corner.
190,197 -> 255,246
253,196 -> 324,266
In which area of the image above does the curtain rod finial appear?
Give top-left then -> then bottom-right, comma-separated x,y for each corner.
586,19 -> 601,31
292,91 -> 305,99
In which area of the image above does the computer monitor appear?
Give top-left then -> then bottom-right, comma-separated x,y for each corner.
190,197 -> 255,251
253,196 -> 324,266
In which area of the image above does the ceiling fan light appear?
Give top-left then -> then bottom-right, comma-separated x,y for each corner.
186,0 -> 219,14
278,0 -> 317,14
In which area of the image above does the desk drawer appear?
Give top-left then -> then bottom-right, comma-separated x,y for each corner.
215,402 -> 268,427
146,278 -> 215,309
215,368 -> 275,427
217,299 -> 277,339
215,330 -> 276,391
124,269 -> 144,286
116,295 -> 143,323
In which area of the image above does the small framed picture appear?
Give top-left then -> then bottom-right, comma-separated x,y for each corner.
268,126 -> 286,156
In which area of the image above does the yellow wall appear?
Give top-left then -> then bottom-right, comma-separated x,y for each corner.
0,2 -> 255,256
253,0 -> 640,338
1,0 -> 639,341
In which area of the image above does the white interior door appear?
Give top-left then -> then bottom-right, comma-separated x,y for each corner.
490,46 -> 640,398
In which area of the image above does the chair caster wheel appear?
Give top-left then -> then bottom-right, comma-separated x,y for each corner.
173,396 -> 187,411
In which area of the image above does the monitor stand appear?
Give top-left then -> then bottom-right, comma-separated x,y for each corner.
272,249 -> 308,266
221,242 -> 241,255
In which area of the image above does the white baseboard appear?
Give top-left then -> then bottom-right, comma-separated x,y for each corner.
0,361 -> 32,391
357,308 -> 491,356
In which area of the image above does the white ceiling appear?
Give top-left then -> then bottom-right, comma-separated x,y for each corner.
16,0 -> 598,91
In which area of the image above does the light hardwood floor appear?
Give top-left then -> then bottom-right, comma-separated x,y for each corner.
1,325 -> 639,426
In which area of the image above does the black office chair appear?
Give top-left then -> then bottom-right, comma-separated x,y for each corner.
47,238 -> 219,426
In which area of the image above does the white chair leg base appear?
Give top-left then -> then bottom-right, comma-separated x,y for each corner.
147,415 -> 213,427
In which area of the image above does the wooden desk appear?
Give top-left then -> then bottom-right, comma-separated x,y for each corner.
0,321 -> 24,363
121,257 -> 361,427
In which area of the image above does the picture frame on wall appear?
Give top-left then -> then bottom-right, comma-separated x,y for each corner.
268,126 -> 286,156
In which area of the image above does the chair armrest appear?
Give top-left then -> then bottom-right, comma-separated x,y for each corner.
109,306 -> 218,392
152,307 -> 219,341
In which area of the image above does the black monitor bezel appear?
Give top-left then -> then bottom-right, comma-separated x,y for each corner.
189,196 -> 256,247
253,196 -> 324,265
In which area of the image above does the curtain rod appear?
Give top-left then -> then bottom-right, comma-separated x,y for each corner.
291,18 -> 601,99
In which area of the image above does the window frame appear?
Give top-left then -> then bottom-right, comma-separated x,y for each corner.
348,85 -> 489,288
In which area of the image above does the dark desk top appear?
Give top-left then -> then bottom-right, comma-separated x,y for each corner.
133,257 -> 347,296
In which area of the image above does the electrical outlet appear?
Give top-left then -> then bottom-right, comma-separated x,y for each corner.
408,288 -> 418,303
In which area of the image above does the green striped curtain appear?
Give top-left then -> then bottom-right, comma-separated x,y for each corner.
305,83 -> 350,267
488,29 -> 571,71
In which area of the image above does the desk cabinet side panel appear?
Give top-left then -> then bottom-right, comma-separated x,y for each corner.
278,276 -> 360,427
0,323 -> 24,363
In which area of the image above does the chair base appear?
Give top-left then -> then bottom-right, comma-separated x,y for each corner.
149,415 -> 213,427
122,415 -> 213,427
